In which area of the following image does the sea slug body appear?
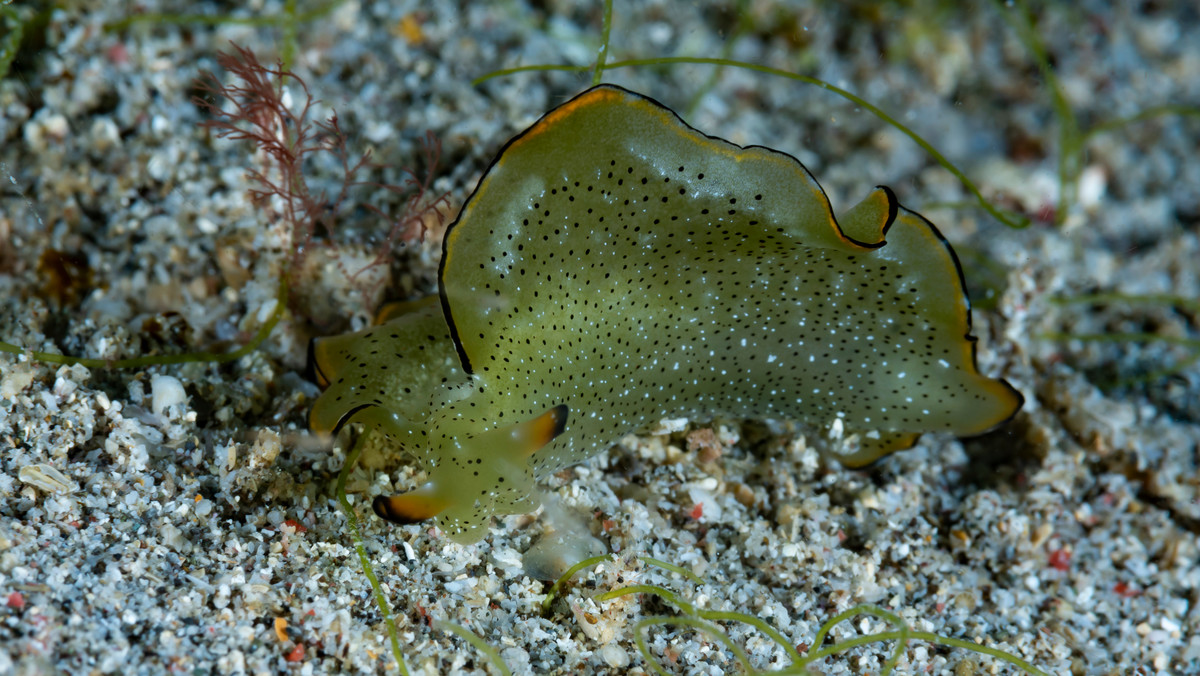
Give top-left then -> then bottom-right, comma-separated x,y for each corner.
309,85 -> 1023,543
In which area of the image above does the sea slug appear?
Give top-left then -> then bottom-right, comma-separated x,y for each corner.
309,85 -> 1023,543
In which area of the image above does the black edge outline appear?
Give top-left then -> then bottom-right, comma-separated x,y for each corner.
895,204 -> 1025,432
439,85 -> 1023,432
305,337 -> 326,388
549,403 -> 570,439
376,494 -> 434,525
370,496 -> 394,522
330,403 -> 372,438
876,184 -> 900,239
438,83 -> 895,374
437,243 -> 471,374
371,495 -> 428,525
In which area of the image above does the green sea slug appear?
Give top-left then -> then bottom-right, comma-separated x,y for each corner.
309,85 -> 1023,543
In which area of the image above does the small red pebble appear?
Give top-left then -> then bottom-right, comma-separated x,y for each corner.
415,602 -> 431,626
935,602 -> 945,613
688,503 -> 703,520
1048,549 -> 1071,572
1113,582 -> 1140,598
284,644 -> 305,662
106,43 -> 129,65
7,592 -> 24,609
283,519 -> 307,533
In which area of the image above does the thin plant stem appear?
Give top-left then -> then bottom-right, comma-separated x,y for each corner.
683,0 -> 751,119
1050,292 -> 1200,313
594,584 -> 694,615
336,430 -> 409,675
634,616 -> 754,675
541,554 -> 612,614
104,0 -> 344,29
638,556 -> 704,584
784,629 -> 1049,676
102,0 -> 348,69
282,0 -> 299,69
0,5 -> 23,81
799,604 -> 908,675
434,621 -> 512,676
699,610 -> 803,664
1041,331 -> 1200,349
1040,331 -> 1200,385
993,0 -> 1080,226
474,57 -> 1029,229
1085,104 -> 1200,139
591,0 -> 613,87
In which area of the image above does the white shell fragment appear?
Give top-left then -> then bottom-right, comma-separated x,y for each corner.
151,374 -> 189,417
18,464 -> 79,494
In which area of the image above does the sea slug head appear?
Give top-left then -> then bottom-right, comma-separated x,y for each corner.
307,291 -> 573,543
371,403 -> 569,543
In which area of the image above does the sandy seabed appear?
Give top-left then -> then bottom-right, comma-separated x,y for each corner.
2,2 -> 1198,674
